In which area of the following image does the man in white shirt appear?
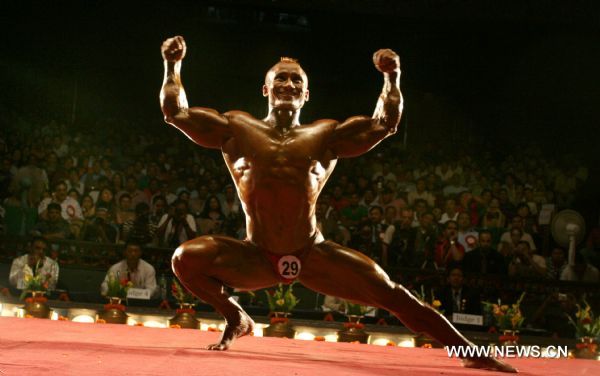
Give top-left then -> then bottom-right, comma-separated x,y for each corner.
9,236 -> 59,291
38,181 -> 83,223
100,241 -> 158,298
456,212 -> 478,253
157,199 -> 197,247
508,241 -> 546,278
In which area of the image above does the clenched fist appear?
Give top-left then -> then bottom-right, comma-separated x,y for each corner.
161,36 -> 187,62
373,49 -> 400,74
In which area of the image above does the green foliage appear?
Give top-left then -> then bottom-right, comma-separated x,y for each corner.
105,271 -> 132,299
483,292 -> 526,330
19,261 -> 51,300
171,279 -> 198,304
264,282 -> 299,313
567,298 -> 600,339
343,300 -> 375,316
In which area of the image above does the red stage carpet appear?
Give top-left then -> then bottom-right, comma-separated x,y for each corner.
0,317 -> 597,375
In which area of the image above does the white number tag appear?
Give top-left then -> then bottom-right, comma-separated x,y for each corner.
127,288 -> 151,300
277,256 -> 301,279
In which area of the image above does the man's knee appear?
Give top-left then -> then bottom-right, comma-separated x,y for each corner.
171,235 -> 220,276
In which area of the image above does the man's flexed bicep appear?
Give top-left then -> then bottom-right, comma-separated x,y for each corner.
327,49 -> 403,159
160,36 -> 232,149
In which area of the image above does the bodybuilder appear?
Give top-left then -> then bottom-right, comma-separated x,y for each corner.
160,36 -> 515,372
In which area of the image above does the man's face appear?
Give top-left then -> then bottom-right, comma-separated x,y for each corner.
511,216 -> 523,230
54,184 -> 67,202
125,244 -> 142,267
263,62 -> 309,111
48,208 -> 61,222
448,268 -> 464,288
29,240 -> 47,263
369,208 -> 383,224
400,209 -> 413,227
457,213 -> 470,230
445,222 -> 458,239
479,233 -> 493,249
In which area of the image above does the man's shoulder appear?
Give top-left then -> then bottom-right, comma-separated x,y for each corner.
139,259 -> 156,272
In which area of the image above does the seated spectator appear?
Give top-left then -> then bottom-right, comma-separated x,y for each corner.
546,247 -> 568,280
442,174 -> 468,198
456,212 -> 478,253
121,203 -> 157,246
220,184 -> 241,218
530,292 -> 577,339
439,198 -> 459,224
387,208 -> 416,266
196,195 -> 226,235
32,202 -> 71,240
38,180 -> 83,223
157,199 -> 197,247
79,207 -> 118,243
481,197 -> 506,241
413,211 -> 438,269
508,241 -> 546,278
438,266 -> 482,317
340,193 -> 368,232
462,231 -> 507,275
9,236 -> 59,291
100,241 -> 158,298
95,187 -> 116,219
580,227 -> 600,270
407,178 -> 435,207
560,251 -> 600,283
79,196 -> 95,221
116,193 -> 135,227
500,215 -> 536,251
411,198 -> 429,228
434,220 -> 465,269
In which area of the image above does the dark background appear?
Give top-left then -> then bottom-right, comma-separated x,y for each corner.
2,1 -> 599,191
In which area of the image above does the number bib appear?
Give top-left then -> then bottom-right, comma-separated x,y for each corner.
277,255 -> 301,280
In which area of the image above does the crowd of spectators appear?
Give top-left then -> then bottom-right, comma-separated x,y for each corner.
0,117 -> 597,279
0,115 -> 598,337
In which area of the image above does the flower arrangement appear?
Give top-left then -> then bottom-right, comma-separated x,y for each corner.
567,298 -> 600,339
483,292 -> 525,331
411,285 -> 443,313
171,279 -> 197,305
105,272 -> 133,299
265,282 -> 299,314
343,300 -> 375,317
20,261 -> 51,300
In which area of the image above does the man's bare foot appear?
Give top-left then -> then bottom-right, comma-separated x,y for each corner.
462,357 -> 517,373
206,311 -> 255,351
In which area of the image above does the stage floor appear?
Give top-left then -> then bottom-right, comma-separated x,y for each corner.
0,317 -> 597,375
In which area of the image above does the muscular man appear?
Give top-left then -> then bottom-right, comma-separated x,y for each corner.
160,36 -> 514,372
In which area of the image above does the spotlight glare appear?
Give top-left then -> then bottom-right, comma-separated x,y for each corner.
72,315 -> 95,323
295,332 -> 315,341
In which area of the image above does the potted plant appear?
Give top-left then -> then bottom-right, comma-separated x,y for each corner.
337,300 -> 374,343
263,282 -> 299,338
99,272 -> 132,324
483,292 -> 525,346
169,279 -> 200,329
21,261 -> 52,319
567,298 -> 600,359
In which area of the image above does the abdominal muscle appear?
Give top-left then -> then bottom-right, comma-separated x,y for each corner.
234,164 -> 328,253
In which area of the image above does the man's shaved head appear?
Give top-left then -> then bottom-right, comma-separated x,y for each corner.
264,57 -> 308,87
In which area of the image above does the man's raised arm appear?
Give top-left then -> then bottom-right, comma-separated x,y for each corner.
328,49 -> 403,158
160,36 -> 231,149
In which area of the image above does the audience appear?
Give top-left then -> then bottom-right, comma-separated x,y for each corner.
0,115 -> 597,338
